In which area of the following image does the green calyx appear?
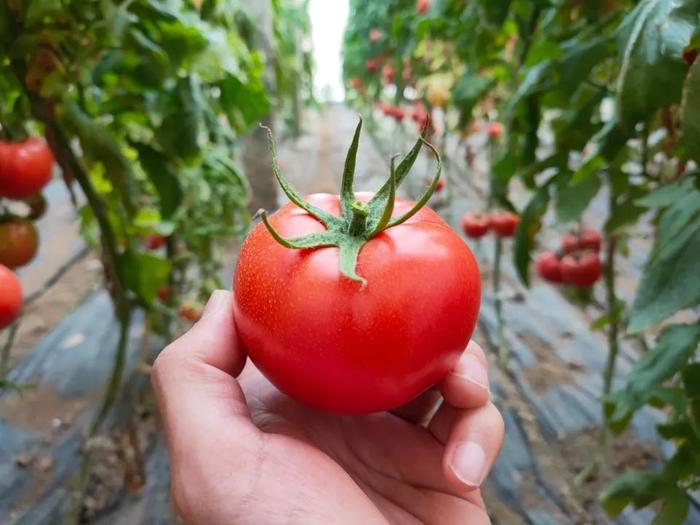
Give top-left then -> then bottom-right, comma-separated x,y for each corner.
258,117 -> 442,285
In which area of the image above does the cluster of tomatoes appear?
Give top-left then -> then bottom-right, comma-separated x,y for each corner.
0,137 -> 55,329
535,227 -> 603,288
460,210 -> 520,239
376,100 -> 430,130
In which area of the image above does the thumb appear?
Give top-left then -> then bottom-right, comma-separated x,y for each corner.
152,290 -> 258,462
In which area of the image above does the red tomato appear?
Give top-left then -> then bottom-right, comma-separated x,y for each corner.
233,193 -> 481,414
365,57 -> 382,73
416,0 -> 430,14
535,251 -> 564,283
461,211 -> 490,239
350,77 -> 364,91
0,138 -> 54,199
369,29 -> 383,42
562,227 -> 602,254
0,264 -> 23,329
382,63 -> 395,85
487,122 -> 504,139
433,177 -> 446,191
0,220 -> 39,269
178,301 -> 203,322
561,252 -> 603,287
490,211 -> 520,237
157,286 -> 169,302
145,234 -> 167,250
683,48 -> 698,65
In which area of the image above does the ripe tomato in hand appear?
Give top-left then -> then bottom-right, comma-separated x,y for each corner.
0,220 -> 39,269
461,211 -> 490,239
535,251 -> 564,283
0,264 -> 23,329
562,227 -> 601,254
0,138 -> 54,199
561,252 -> 602,287
233,193 -> 481,414
490,211 -> 520,237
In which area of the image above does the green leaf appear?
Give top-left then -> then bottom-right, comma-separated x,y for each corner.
636,177 -> 696,208
651,488 -> 689,525
25,0 -> 63,25
158,76 -> 202,161
134,144 -> 183,219
120,252 -> 171,306
220,71 -> 270,132
451,71 -> 493,125
514,185 -> 550,285
682,363 -> 700,438
600,471 -> 664,517
616,0 -> 700,124
559,35 -> 615,97
555,157 -> 603,223
681,57 -> 700,164
607,324 -> 700,431
629,197 -> 700,331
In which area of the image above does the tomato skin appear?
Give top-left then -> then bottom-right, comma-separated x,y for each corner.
369,29 -> 383,42
562,227 -> 601,254
0,264 -> 23,329
490,211 -> 520,237
0,220 -> 39,269
416,0 -> 430,14
461,211 -> 490,239
0,138 -> 54,199
561,252 -> 603,287
535,251 -> 564,283
233,193 -> 481,414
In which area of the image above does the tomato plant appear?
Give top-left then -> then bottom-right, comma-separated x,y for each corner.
343,0 -> 700,520
234,123 -> 481,413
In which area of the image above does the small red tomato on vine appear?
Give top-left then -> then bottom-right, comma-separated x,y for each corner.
562,227 -> 601,254
144,234 -> 167,250
461,211 -> 490,239
683,48 -> 698,65
490,211 -> 520,238
382,63 -> 395,85
0,137 -> 54,199
157,286 -> 169,302
0,264 -> 23,329
0,219 -> 39,269
178,301 -> 203,322
416,0 -> 430,14
350,77 -> 364,91
369,29 -> 383,42
561,251 -> 603,287
365,57 -> 382,73
233,121 -> 481,414
487,122 -> 504,139
535,251 -> 564,283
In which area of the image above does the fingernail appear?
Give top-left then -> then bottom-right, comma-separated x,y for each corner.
449,441 -> 487,487
453,354 -> 489,391
201,290 -> 230,319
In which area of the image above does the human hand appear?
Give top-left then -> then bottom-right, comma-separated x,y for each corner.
152,290 -> 504,524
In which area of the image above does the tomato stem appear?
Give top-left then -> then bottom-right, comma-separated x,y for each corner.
348,199 -> 369,236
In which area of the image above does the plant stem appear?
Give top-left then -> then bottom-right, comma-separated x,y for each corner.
494,235 -> 507,364
0,322 -> 19,381
348,200 -> 369,236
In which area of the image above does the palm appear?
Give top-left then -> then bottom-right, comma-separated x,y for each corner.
228,366 -> 490,525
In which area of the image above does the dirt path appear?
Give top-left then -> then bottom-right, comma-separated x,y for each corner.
1,105 -> 697,525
